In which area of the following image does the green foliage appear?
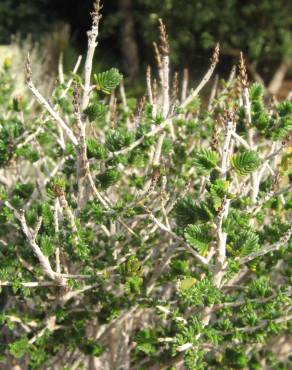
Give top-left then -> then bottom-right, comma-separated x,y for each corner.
230,229 -> 260,257
13,182 -> 34,200
105,128 -> 134,152
15,145 -> 39,163
39,235 -> 55,257
86,139 -> 108,160
84,102 -> 106,122
193,148 -> 219,173
231,150 -> 261,176
135,329 -> 156,355
184,224 -> 212,256
124,276 -> 143,294
239,230 -> 260,257
0,0 -> 54,43
209,179 -> 233,210
120,256 -> 143,278
248,83 -> 267,125
1,9 -> 291,370
79,339 -> 103,357
248,276 -> 272,298
178,277 -> 222,306
9,336 -> 29,359
249,83 -> 265,101
175,197 -> 215,228
225,347 -> 249,368
249,84 -> 292,140
272,101 -> 292,140
94,68 -> 123,94
121,0 -> 292,74
97,168 -> 121,189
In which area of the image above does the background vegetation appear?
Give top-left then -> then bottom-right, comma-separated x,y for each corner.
0,0 -> 291,94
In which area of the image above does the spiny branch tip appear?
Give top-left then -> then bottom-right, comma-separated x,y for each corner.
158,18 -> 169,55
211,43 -> 220,65
25,53 -> 32,84
91,0 -> 103,27
239,51 -> 248,88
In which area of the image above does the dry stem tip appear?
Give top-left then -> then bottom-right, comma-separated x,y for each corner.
73,82 -> 81,113
239,51 -> 248,88
211,43 -> 220,65
25,53 -> 32,84
158,18 -> 169,55
91,0 -> 103,27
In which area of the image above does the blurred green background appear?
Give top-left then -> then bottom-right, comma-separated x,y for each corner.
0,0 -> 291,96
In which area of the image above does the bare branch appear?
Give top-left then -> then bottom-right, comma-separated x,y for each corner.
73,82 -> 90,209
82,0 -> 102,109
5,202 -> 60,282
25,54 -> 78,146
181,43 -> 219,108
58,194 -> 79,235
239,52 -> 259,203
60,55 -> 83,99
0,281 -> 57,287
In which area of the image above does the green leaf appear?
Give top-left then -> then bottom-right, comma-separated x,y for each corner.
249,83 -> 264,101
225,348 -> 249,368
105,128 -> 134,152
184,224 -> 212,255
272,101 -> 292,139
135,329 -> 156,355
179,277 -> 197,291
84,102 -> 106,121
248,276 -> 271,298
239,230 -> 260,257
9,336 -> 29,359
120,256 -> 143,278
12,182 -> 34,200
178,277 -> 221,306
278,100 -> 292,117
15,145 -> 39,163
231,150 -> 260,176
90,202 -> 103,221
193,148 -> 219,173
86,139 -> 108,160
39,235 -> 55,257
175,197 -> 215,228
97,168 -> 121,189
94,68 -> 123,94
12,95 -> 26,112
209,179 -> 234,210
124,276 -> 143,294
170,259 -> 190,275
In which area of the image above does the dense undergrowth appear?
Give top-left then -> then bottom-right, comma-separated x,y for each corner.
0,2 -> 291,369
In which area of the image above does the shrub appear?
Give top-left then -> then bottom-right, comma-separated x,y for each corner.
0,1 -> 291,369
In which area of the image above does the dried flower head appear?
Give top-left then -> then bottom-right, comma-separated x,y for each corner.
211,43 -> 220,65
91,0 -> 102,28
239,52 -> 248,88
158,19 -> 169,55
25,53 -> 32,84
